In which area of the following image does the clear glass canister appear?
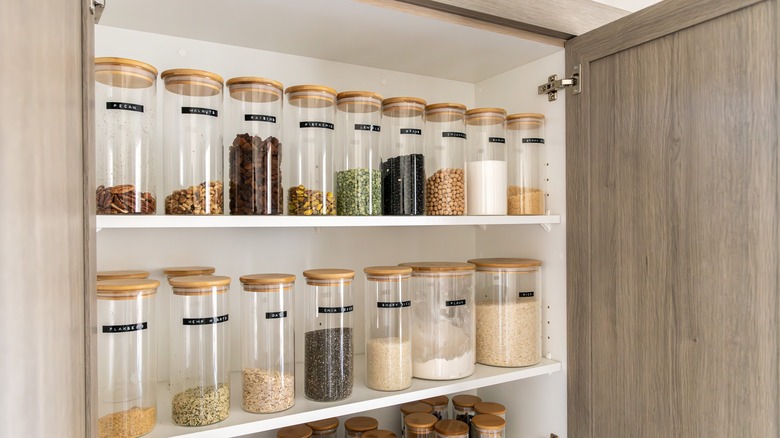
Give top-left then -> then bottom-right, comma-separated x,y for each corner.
473,402 -> 506,420
420,395 -> 450,420
336,91 -> 384,216
400,402 -> 434,436
278,425 -> 313,438
400,262 -> 476,380
451,395 -> 481,426
97,270 -> 149,281
364,431 -> 397,438
469,258 -> 542,367
424,103 -> 467,216
434,420 -> 469,438
465,108 -> 507,215
169,275 -> 231,426
286,85 -> 338,215
95,57 -> 158,215
364,266 -> 412,391
405,413 -> 438,438
470,414 -> 505,438
303,269 -> 355,401
381,97 -> 427,215
344,416 -> 379,437
306,418 -> 339,437
226,77 -> 284,215
239,274 -> 296,413
161,68 -> 224,215
506,113 -> 546,215
97,279 -> 159,438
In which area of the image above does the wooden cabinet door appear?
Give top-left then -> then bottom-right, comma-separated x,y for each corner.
567,0 -> 778,436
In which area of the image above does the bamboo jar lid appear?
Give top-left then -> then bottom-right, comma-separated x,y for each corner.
400,401 -> 433,415
303,268 -> 355,285
344,416 -> 379,432
399,262 -> 475,272
161,68 -> 224,97
364,266 -> 413,277
97,270 -> 149,281
434,419 -> 469,435
467,258 -> 542,269
404,412 -> 437,428
471,414 -> 506,431
240,273 -> 296,285
382,96 -> 427,117
286,84 -> 337,108
97,279 -> 160,300
163,266 -> 216,278
277,424 -> 313,438
452,394 -> 481,408
474,401 -> 506,416
95,57 -> 157,89
420,395 -> 449,407
170,275 -> 231,295
226,76 -> 284,103
305,417 -> 339,431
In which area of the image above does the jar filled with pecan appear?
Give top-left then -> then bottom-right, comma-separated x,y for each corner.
95,57 -> 158,215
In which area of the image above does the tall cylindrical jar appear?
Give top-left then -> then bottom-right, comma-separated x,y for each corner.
400,262 -> 476,380
424,103 -> 467,216
381,97 -> 427,215
161,69 -> 225,215
169,275 -> 231,426
465,108 -> 507,215
303,269 -> 355,401
405,413 -> 438,438
469,258 -> 542,367
336,91 -> 384,216
97,279 -> 159,438
306,418 -> 339,437
364,266 -> 412,391
286,85 -> 337,215
95,57 -> 157,215
434,420 -> 469,438
470,415 -> 505,438
239,274 -> 296,413
226,77 -> 285,215
97,270 -> 149,281
506,113 -> 546,215
344,416 -> 379,437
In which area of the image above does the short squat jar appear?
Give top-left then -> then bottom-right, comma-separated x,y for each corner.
469,258 -> 543,367
434,419 -> 470,438
306,418 -> 340,437
97,270 -> 149,281
169,275 -> 231,426
400,402 -> 434,436
286,85 -> 338,215
226,77 -> 285,215
336,91 -> 384,216
420,395 -> 450,420
161,69 -> 225,215
474,402 -> 506,420
278,425 -> 314,438
239,274 -> 296,413
95,57 -> 157,215
303,269 -> 355,401
465,108 -> 507,215
452,394 -> 481,426
381,97 -> 427,215
364,266 -> 412,391
470,414 -> 505,438
364,431 -> 397,438
405,413 -> 438,438
97,279 -> 159,438
344,416 -> 379,437
506,113 -> 546,215
424,103 -> 467,216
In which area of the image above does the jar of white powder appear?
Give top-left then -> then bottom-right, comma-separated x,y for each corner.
464,108 -> 507,215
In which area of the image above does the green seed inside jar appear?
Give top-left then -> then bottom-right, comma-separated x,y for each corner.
336,168 -> 382,216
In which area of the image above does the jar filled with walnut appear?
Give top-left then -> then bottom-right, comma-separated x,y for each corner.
424,103 -> 467,215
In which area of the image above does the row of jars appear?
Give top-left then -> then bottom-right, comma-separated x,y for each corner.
96,259 -> 541,437
95,57 -> 546,217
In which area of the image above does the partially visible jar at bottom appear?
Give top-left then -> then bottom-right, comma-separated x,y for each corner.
420,395 -> 450,420
405,413 -> 437,438
278,425 -> 313,438
364,431 -> 397,438
344,416 -> 378,437
452,395 -> 481,426
306,418 -> 339,438
434,419 -> 469,438
470,414 -> 505,438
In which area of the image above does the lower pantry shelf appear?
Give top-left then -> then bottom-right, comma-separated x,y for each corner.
147,355 -> 562,437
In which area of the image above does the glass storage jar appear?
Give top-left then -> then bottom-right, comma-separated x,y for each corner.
161,68 -> 225,215
285,85 -> 338,215
278,425 -> 314,438
452,395 -> 481,426
97,270 -> 149,281
400,262 -> 476,380
465,108 -> 507,215
336,91 -> 384,216
306,418 -> 339,437
364,431 -> 397,438
468,258 -> 542,367
420,395 -> 450,420
470,414 -> 505,438
424,103 -> 467,216
169,275 -> 231,426
303,269 -> 355,401
97,279 -> 159,438
405,413 -> 438,438
226,77 -> 284,215
400,402 -> 434,436
364,266 -> 412,391
344,416 -> 378,437
474,402 -> 506,420
506,113 -> 545,215
434,420 -> 469,438
381,97 -> 427,215
95,57 -> 158,215
239,274 -> 295,413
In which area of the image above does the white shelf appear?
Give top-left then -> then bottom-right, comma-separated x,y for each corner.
96,215 -> 561,230
147,355 -> 562,438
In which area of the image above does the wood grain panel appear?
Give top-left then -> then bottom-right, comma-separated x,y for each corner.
567,0 -> 778,436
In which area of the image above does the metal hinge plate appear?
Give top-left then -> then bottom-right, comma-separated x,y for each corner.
538,64 -> 581,101
91,0 -> 105,23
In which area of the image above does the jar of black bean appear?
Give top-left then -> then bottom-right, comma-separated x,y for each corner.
381,97 -> 427,215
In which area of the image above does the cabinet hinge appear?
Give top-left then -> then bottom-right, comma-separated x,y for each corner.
550,434 -> 560,438
91,0 -> 105,23
538,64 -> 581,101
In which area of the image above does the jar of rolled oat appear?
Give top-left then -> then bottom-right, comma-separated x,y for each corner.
474,402 -> 506,420
364,266 -> 412,392
161,68 -> 224,215
420,395 -> 450,420
306,418 -> 339,437
400,401 -> 434,436
169,275 -> 231,426
97,278 -> 159,438
451,395 -> 481,426
97,269 -> 149,281
405,413 -> 438,438
239,274 -> 295,413
507,113 -> 545,215
434,419 -> 470,438
470,414 -> 505,438
424,103 -> 467,216
95,57 -> 158,216
278,424 -> 313,438
344,416 -> 378,437
468,258 -> 542,367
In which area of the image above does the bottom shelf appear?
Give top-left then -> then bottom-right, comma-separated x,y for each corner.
147,355 -> 562,438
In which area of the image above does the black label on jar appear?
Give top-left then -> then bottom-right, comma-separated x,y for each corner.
445,299 -> 467,307
265,311 -> 288,319
354,124 -> 381,132
318,305 -> 354,314
519,291 -> 535,298
488,137 -> 506,143
377,300 -> 411,308
106,102 -> 144,113
102,322 -> 147,333
182,106 -> 219,117
400,128 -> 422,135
245,114 -> 276,123
443,131 -> 466,139
183,314 -> 229,325
300,121 -> 334,130
522,138 -> 545,144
